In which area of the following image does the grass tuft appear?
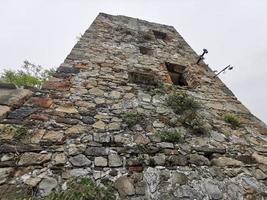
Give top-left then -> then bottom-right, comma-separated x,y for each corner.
224,113 -> 241,129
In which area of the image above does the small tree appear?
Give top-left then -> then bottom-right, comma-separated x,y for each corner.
0,60 -> 55,88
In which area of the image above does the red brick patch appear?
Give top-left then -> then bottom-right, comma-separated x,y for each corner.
28,97 -> 53,108
128,166 -> 143,173
30,114 -> 49,121
42,78 -> 71,91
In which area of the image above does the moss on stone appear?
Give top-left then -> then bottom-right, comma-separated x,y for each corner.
0,124 -> 28,140
46,178 -> 116,200
122,112 -> 145,128
158,129 -> 184,143
166,91 -> 200,114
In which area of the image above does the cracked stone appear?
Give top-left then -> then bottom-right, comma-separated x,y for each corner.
134,134 -> 150,145
93,132 -> 111,143
65,125 -> 87,136
56,106 -> 78,114
94,157 -> 107,167
203,181 -> 223,200
114,176 -> 135,196
69,154 -> 91,167
18,153 -> 51,166
211,157 -> 243,167
0,167 -> 13,184
92,121 -> 106,130
89,88 -> 104,96
42,131 -> 64,143
38,177 -> 57,197
8,106 -> 38,119
110,91 -> 121,99
27,97 -> 53,108
0,105 -> 10,118
189,154 -> 210,166
52,153 -> 66,165
85,147 -> 109,156
108,154 -> 123,167
171,172 -> 188,185
108,122 -> 121,131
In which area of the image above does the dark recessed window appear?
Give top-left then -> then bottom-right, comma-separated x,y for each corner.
128,71 -> 158,86
165,62 -> 188,86
139,46 -> 153,55
153,30 -> 167,40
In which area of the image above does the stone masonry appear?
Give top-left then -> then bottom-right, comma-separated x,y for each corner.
0,13 -> 267,199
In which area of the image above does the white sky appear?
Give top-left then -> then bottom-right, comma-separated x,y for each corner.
0,0 -> 266,123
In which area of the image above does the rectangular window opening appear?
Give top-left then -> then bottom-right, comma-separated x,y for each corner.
139,46 -> 153,55
128,71 -> 158,86
165,62 -> 188,86
152,30 -> 167,40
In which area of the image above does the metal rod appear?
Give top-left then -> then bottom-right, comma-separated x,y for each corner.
196,49 -> 208,64
213,65 -> 232,78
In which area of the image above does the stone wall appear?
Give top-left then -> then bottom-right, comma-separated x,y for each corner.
0,13 -> 266,199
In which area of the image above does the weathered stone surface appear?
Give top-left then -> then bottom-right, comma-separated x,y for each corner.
56,118 -> 79,125
0,88 -> 32,107
134,134 -> 150,145
69,154 -> 91,167
92,120 -> 106,130
57,66 -> 80,74
167,155 -> 188,166
94,157 -> 107,167
8,106 -> 38,119
89,88 -> 104,96
114,176 -> 135,196
211,157 -> 243,167
252,152 -> 267,165
85,147 -> 109,156
189,154 -> 210,166
81,116 -> 95,124
65,125 -> 87,136
38,177 -> 57,197
93,132 -> 111,143
203,181 -> 223,200
24,177 -> 42,187
42,131 -> 64,142
108,122 -> 121,131
157,142 -> 174,149
52,153 -> 66,165
171,172 -> 188,185
0,105 -> 10,118
0,144 -> 42,153
56,106 -> 78,113
0,167 -> 13,184
108,154 -> 123,167
110,91 -> 121,99
152,154 -> 166,165
18,153 -> 51,166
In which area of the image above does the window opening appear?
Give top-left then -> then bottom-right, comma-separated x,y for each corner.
165,62 -> 188,86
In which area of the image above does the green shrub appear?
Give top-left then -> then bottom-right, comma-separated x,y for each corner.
46,178 -> 115,200
224,113 -> 241,129
0,60 -> 55,88
166,91 -> 200,114
158,129 -> 184,142
122,112 -> 145,128
181,112 -> 211,135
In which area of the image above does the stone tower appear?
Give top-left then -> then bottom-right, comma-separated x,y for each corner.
0,13 -> 266,200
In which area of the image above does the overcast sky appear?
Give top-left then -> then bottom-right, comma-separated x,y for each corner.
0,0 -> 266,123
